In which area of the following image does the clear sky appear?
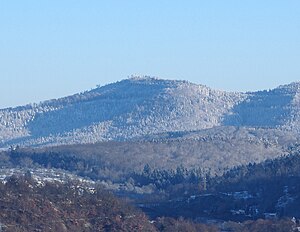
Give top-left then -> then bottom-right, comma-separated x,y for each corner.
0,1 -> 299,108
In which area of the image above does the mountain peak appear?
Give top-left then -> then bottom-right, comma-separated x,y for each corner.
125,75 -> 194,87
127,74 -> 158,81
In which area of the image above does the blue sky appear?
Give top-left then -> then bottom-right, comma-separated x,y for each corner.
0,1 -> 299,108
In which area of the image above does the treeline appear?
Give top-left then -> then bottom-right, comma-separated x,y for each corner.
132,164 -> 206,189
5,144 -> 300,191
212,145 -> 300,192
4,145 -> 300,195
0,147 -> 209,195
1,147 -> 108,181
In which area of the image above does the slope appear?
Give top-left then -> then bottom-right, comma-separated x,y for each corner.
1,77 -> 300,148
0,76 -> 244,147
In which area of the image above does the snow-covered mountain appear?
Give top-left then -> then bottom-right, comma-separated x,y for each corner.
1,76 -> 300,148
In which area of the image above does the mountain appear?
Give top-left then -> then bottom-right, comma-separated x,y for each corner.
1,76 -> 300,148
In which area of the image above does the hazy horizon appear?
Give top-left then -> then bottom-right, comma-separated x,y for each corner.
1,1 -> 299,108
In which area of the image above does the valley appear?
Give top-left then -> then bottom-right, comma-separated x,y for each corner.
1,77 -> 300,231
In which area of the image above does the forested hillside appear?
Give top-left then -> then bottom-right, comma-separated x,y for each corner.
0,175 -> 156,232
137,144 -> 300,224
2,77 -> 300,148
0,126 -> 294,185
1,149 -> 300,231
2,78 -> 300,230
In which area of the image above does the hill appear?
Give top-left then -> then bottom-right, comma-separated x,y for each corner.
0,174 -> 223,232
3,76 -> 300,148
1,126 -> 296,182
0,175 -> 156,232
134,144 -> 300,225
